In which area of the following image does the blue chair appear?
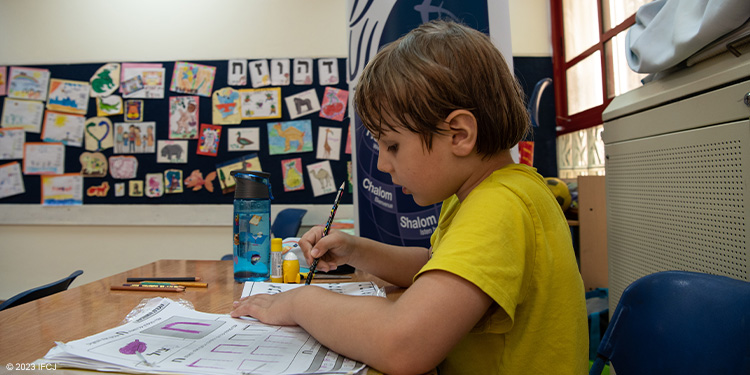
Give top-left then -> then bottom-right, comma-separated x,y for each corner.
589,271 -> 750,375
0,270 -> 83,311
221,208 -> 307,261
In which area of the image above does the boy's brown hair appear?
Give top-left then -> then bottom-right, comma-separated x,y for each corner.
355,20 -> 530,155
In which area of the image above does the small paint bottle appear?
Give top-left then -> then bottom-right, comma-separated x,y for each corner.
270,238 -> 283,283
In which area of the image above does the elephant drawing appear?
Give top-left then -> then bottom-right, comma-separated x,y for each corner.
161,144 -> 184,160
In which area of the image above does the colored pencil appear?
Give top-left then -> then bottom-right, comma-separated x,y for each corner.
305,181 -> 346,285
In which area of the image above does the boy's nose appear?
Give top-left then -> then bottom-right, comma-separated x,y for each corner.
376,153 -> 391,174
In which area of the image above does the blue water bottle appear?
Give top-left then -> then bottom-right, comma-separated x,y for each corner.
230,170 -> 273,282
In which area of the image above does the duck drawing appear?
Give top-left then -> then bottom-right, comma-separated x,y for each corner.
236,131 -> 253,148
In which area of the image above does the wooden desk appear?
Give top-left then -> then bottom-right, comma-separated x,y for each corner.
0,259 -> 403,367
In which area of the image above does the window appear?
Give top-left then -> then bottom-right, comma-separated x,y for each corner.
551,0 -> 649,134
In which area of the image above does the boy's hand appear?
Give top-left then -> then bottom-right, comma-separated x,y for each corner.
298,226 -> 356,272
230,288 -> 304,326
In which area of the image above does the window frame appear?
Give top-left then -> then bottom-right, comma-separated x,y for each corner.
550,1 -> 637,135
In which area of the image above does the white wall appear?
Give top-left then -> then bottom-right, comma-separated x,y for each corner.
0,0 -> 551,299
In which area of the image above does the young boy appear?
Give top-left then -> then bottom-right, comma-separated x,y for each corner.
231,20 -> 588,374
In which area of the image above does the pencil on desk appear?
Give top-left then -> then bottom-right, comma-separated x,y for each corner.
126,277 -> 201,282
123,283 -> 185,289
140,281 -> 208,288
111,285 -> 185,292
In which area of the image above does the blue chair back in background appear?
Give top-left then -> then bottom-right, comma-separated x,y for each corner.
0,270 -> 83,311
589,270 -> 750,375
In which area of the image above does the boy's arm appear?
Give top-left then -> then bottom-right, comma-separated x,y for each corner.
347,235 -> 430,287
233,269 -> 492,374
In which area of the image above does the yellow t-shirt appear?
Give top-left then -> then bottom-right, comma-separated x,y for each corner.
416,164 -> 588,374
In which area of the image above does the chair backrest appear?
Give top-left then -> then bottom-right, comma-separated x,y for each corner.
271,208 -> 307,239
0,270 -> 84,311
589,271 -> 750,375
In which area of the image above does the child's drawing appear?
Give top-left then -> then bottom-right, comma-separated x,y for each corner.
270,58 -> 290,86
42,111 -> 85,147
79,151 -> 108,178
212,87 -> 241,125
316,126 -> 342,160
114,122 -> 155,154
47,79 -> 90,115
197,123 -> 221,156
306,160 -> 336,197
96,95 -> 123,117
0,161 -> 25,199
345,124 -> 352,154
89,63 -> 120,97
86,181 -> 110,198
164,169 -> 183,194
1,98 -> 44,133
41,173 -> 82,206
215,154 -> 261,194
145,172 -> 163,198
285,88 -> 320,119
0,66 -> 7,96
108,155 -> 138,179
169,96 -> 199,139
281,158 -> 304,192
84,117 -> 114,152
227,127 -> 259,152
240,87 -> 281,120
318,58 -> 339,85
227,59 -> 247,86
121,63 -> 164,98
293,58 -> 313,85
114,182 -> 125,197
124,100 -> 143,122
267,120 -> 313,155
184,169 -> 216,192
320,87 -> 348,122
170,61 -> 216,97
8,67 -> 50,101
0,127 -> 25,160
120,75 -> 144,96
139,69 -> 165,99
23,142 -> 64,175
157,140 -> 188,164
128,180 -> 143,197
248,59 -> 270,88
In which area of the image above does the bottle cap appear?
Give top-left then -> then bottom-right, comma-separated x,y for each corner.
230,170 -> 272,199
271,238 -> 282,251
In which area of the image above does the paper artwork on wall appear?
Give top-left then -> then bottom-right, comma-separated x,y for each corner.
270,58 -> 290,86
316,126 -> 342,160
345,124 -> 352,154
89,63 -> 121,98
170,61 -> 216,97
95,95 -> 123,117
145,172 -> 164,198
239,87 -> 281,120
120,75 -> 144,96
121,63 -> 165,98
211,87 -> 241,125
184,169 -> 216,192
0,66 -> 7,96
0,127 -> 25,160
113,122 -> 155,154
1,98 -> 44,133
157,140 -> 188,164
7,67 -> 50,101
281,157 -> 304,192
86,181 -> 109,197
227,59 -> 247,86
320,87 -> 348,121
164,169 -> 183,194
293,58 -> 313,85
197,123 -> 221,156
285,88 -> 320,119
0,161 -> 25,199
41,173 -> 82,206
84,117 -> 113,152
169,96 -> 199,139
23,142 -> 65,175
47,79 -> 90,115
307,160 -> 336,197
227,127 -> 259,152
124,99 -> 143,122
318,58 -> 339,85
108,155 -> 138,179
114,182 -> 125,197
128,180 -> 143,197
42,111 -> 85,147
267,119 -> 313,155
248,59 -> 271,88
215,153 -> 261,194
79,151 -> 108,178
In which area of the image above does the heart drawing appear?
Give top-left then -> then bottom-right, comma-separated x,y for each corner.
86,118 -> 111,151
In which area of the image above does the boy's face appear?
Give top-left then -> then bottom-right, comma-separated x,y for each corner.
376,126 -> 455,206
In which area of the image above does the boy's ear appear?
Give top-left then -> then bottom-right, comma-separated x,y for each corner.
445,109 -> 477,157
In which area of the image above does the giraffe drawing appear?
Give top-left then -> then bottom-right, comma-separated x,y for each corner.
323,128 -> 333,157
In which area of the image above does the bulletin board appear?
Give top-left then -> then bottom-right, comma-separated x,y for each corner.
0,58 -> 353,206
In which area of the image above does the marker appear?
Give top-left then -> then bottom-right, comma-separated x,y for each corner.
305,181 -> 346,285
126,277 -> 201,282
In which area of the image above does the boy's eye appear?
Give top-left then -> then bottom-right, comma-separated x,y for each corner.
387,143 -> 398,152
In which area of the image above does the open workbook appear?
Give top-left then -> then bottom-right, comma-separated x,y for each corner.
40,282 -> 384,375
